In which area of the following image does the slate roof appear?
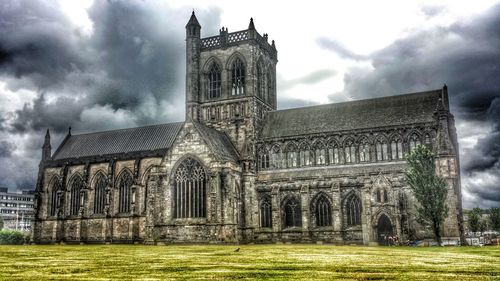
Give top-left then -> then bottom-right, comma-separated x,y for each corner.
192,122 -> 240,162
52,122 -> 184,160
261,90 -> 442,139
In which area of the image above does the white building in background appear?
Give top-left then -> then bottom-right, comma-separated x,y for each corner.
0,187 -> 35,231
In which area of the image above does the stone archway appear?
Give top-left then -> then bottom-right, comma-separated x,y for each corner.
377,214 -> 394,245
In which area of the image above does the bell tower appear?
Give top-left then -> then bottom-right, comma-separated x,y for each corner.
184,13 -> 278,157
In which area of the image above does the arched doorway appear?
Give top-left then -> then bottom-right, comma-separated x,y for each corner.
377,214 -> 394,245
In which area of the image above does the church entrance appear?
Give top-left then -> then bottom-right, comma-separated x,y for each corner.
376,214 -> 393,245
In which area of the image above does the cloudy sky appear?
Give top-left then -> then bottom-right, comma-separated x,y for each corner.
0,0 -> 499,209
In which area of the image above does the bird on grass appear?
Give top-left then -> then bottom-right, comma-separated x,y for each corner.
234,248 -> 240,252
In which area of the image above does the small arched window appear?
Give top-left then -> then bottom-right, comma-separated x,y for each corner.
314,194 -> 332,227
346,195 -> 362,226
285,143 -> 298,168
344,139 -> 356,163
118,170 -> 134,213
93,173 -> 107,214
424,133 -> 432,148
376,189 -> 381,202
231,58 -> 245,95
270,145 -> 281,169
260,196 -> 272,228
376,138 -> 389,161
409,134 -> 421,151
283,196 -> 302,228
391,138 -> 403,160
207,63 -> 221,99
358,139 -> 370,162
69,175 -> 84,216
48,178 -> 60,216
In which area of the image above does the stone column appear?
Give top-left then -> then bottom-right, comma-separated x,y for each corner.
300,184 -> 310,241
331,182 -> 341,232
271,185 -> 280,236
361,180 -> 372,245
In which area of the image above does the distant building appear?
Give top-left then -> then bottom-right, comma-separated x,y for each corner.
0,187 -> 35,231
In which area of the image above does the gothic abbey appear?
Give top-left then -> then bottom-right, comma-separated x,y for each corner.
32,13 -> 464,245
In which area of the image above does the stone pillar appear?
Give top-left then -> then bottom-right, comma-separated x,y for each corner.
331,182 -> 341,232
271,185 -> 280,236
300,184 -> 310,241
361,180 -> 371,245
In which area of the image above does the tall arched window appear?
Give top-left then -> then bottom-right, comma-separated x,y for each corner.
391,138 -> 403,160
93,173 -> 107,214
207,63 -> 221,99
424,133 -> 432,148
409,134 -> 421,151
48,178 -> 60,216
270,145 -> 281,169
267,71 -> 273,105
258,148 -> 270,170
376,138 -> 389,161
260,196 -> 272,228
173,158 -> 207,218
231,58 -> 245,95
299,142 -> 312,167
344,139 -> 356,163
283,196 -> 302,228
285,143 -> 298,168
358,139 -> 370,162
346,195 -> 362,226
314,194 -> 332,227
314,141 -> 326,165
118,170 -> 134,213
69,175 -> 84,216
257,63 -> 265,100
328,142 -> 341,164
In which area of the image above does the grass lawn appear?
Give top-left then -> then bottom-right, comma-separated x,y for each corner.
0,244 -> 498,280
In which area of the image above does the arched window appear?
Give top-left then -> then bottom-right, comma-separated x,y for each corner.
376,138 -> 389,161
207,63 -> 221,99
69,175 -> 84,216
314,194 -> 332,227
257,63 -> 265,100
391,138 -> 403,160
424,133 -> 432,148
344,139 -> 356,163
260,196 -> 272,228
383,189 -> 388,202
283,196 -> 302,228
299,142 -> 312,167
93,173 -> 107,214
285,143 -> 298,168
117,170 -> 134,213
270,145 -> 281,169
48,178 -> 60,216
231,58 -> 245,95
314,141 -> 326,165
376,189 -> 381,202
358,139 -> 370,162
346,195 -> 362,226
258,148 -> 270,170
267,71 -> 273,105
173,158 -> 207,218
409,134 -> 421,151
328,142 -> 341,164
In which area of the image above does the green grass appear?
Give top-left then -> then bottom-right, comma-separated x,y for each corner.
0,244 -> 498,280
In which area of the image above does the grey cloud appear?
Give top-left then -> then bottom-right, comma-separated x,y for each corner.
334,3 -> 500,208
0,140 -> 15,158
316,38 -> 368,61
420,5 -> 446,19
278,96 -> 320,110
279,69 -> 337,91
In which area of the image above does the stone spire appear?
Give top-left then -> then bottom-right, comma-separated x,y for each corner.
42,128 -> 51,161
248,17 -> 255,30
186,11 -> 201,28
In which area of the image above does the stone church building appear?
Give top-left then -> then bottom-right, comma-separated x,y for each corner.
32,13 -> 464,245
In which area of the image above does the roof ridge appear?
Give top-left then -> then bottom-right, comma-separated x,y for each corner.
69,121 -> 185,137
271,89 -> 441,114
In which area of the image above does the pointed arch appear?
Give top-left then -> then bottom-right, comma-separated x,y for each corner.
92,171 -> 107,214
116,169 -> 134,214
311,192 -> 332,227
206,61 -> 222,99
258,145 -> 270,170
282,195 -> 302,228
227,52 -> 246,96
47,176 -> 60,216
327,138 -> 342,165
389,133 -> 404,160
284,141 -> 298,168
259,194 -> 272,228
408,131 -> 422,151
68,173 -> 84,216
173,157 -> 207,218
313,139 -> 327,165
344,193 -> 362,226
343,137 -> 356,164
298,141 -> 312,166
375,134 -> 389,161
357,136 -> 371,162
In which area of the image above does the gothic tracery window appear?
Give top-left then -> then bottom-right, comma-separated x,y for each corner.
346,194 -> 361,226
69,175 -> 84,216
257,63 -> 265,100
93,173 -> 107,214
258,148 -> 270,170
358,139 -> 370,162
391,138 -> 403,160
207,63 -> 221,99
231,58 -> 245,95
328,142 -> 341,165
283,196 -> 302,228
376,138 -> 389,161
173,158 -> 207,218
344,139 -> 356,163
260,195 -> 272,228
285,143 -> 298,168
314,141 -> 326,165
314,194 -> 332,227
299,142 -> 312,166
48,178 -> 60,216
409,133 -> 421,151
118,170 -> 134,213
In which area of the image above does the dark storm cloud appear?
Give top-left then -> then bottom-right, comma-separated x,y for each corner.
316,38 -> 367,61
0,140 -> 15,158
0,0 -> 222,190
321,4 -> 500,208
